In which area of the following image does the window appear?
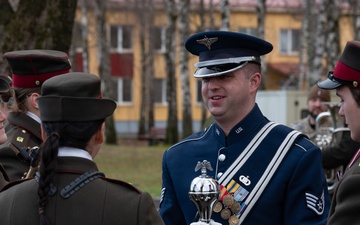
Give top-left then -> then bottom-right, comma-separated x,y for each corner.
153,26 -> 166,52
153,78 -> 167,104
239,27 -> 257,36
280,29 -> 301,54
110,25 -> 133,51
110,77 -> 133,103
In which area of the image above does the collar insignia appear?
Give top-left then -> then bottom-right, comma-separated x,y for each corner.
196,36 -> 218,50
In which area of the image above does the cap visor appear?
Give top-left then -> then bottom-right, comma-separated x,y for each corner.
317,78 -> 342,90
0,77 -> 10,93
194,62 -> 247,78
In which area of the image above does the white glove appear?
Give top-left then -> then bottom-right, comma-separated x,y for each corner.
190,219 -> 222,225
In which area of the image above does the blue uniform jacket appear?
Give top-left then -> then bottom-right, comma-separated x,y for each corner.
159,104 -> 330,225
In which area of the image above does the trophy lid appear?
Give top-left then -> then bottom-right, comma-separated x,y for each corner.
189,160 -> 219,193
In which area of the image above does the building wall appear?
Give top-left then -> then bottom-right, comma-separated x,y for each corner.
75,3 -> 353,137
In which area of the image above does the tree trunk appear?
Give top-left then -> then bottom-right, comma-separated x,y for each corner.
312,0 -> 326,83
80,0 -> 89,73
148,0 -> 155,131
165,0 -> 179,144
349,0 -> 360,40
95,0 -> 117,144
325,0 -> 340,70
178,0 -> 193,138
256,0 -> 267,90
220,0 -> 230,31
199,0 -> 208,128
298,0 -> 308,90
137,0 -> 149,138
1,0 -> 77,53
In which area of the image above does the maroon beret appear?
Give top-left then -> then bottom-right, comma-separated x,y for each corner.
3,49 -> 71,88
318,41 -> 360,90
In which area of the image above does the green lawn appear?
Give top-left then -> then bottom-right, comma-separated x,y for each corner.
94,142 -> 167,197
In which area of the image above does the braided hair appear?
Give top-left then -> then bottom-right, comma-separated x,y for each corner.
37,120 -> 104,225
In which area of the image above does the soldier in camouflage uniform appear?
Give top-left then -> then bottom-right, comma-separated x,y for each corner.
290,84 -> 332,143
290,83 -> 360,184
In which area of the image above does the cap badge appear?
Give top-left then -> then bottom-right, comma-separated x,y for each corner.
196,35 -> 218,50
353,81 -> 358,88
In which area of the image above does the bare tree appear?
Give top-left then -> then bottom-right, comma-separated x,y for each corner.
148,0 -> 156,131
312,0 -> 327,83
80,0 -> 89,73
164,0 -> 179,144
256,0 -> 267,90
298,0 -> 309,89
305,0 -> 317,83
178,0 -> 193,138
325,0 -> 341,70
0,0 -> 77,53
199,0 -> 208,128
349,0 -> 360,40
303,0 -> 326,86
220,0 -> 230,30
0,0 -> 77,75
94,0 -> 117,144
137,0 -> 149,138
209,0 -> 215,30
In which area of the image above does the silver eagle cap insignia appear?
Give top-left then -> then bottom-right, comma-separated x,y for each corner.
196,36 -> 218,50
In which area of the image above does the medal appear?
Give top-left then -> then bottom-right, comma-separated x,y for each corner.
220,208 -> 231,220
230,201 -> 241,213
223,194 -> 234,206
213,201 -> 223,213
228,215 -> 239,225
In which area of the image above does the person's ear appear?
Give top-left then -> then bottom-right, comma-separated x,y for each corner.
29,93 -> 40,109
94,123 -> 105,144
249,72 -> 261,92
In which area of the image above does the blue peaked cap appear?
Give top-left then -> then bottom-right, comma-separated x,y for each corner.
185,31 -> 273,78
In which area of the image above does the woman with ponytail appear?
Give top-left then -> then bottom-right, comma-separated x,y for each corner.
0,72 -> 164,225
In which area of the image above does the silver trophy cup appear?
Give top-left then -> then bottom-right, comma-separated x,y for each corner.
189,160 -> 220,224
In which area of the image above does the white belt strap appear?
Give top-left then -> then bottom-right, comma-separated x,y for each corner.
218,121 -> 278,185
238,130 -> 301,224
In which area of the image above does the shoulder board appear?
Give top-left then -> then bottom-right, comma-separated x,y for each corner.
7,113 -> 42,140
10,128 -> 32,150
100,176 -> 142,194
0,178 -> 31,192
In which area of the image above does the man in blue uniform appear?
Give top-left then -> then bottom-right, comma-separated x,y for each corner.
159,31 -> 330,225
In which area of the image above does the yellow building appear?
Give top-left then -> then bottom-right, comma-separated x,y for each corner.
73,0 -> 354,137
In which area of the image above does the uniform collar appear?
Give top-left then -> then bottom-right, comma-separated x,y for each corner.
58,147 -> 93,161
213,104 -> 268,145
26,111 -> 41,124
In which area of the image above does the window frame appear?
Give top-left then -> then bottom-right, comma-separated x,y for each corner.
109,25 -> 133,52
279,29 -> 301,55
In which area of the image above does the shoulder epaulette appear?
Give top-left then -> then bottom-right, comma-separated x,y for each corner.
101,176 -> 142,194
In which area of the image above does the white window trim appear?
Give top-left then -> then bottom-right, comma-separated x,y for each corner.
109,25 -> 133,53
117,78 -> 133,105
